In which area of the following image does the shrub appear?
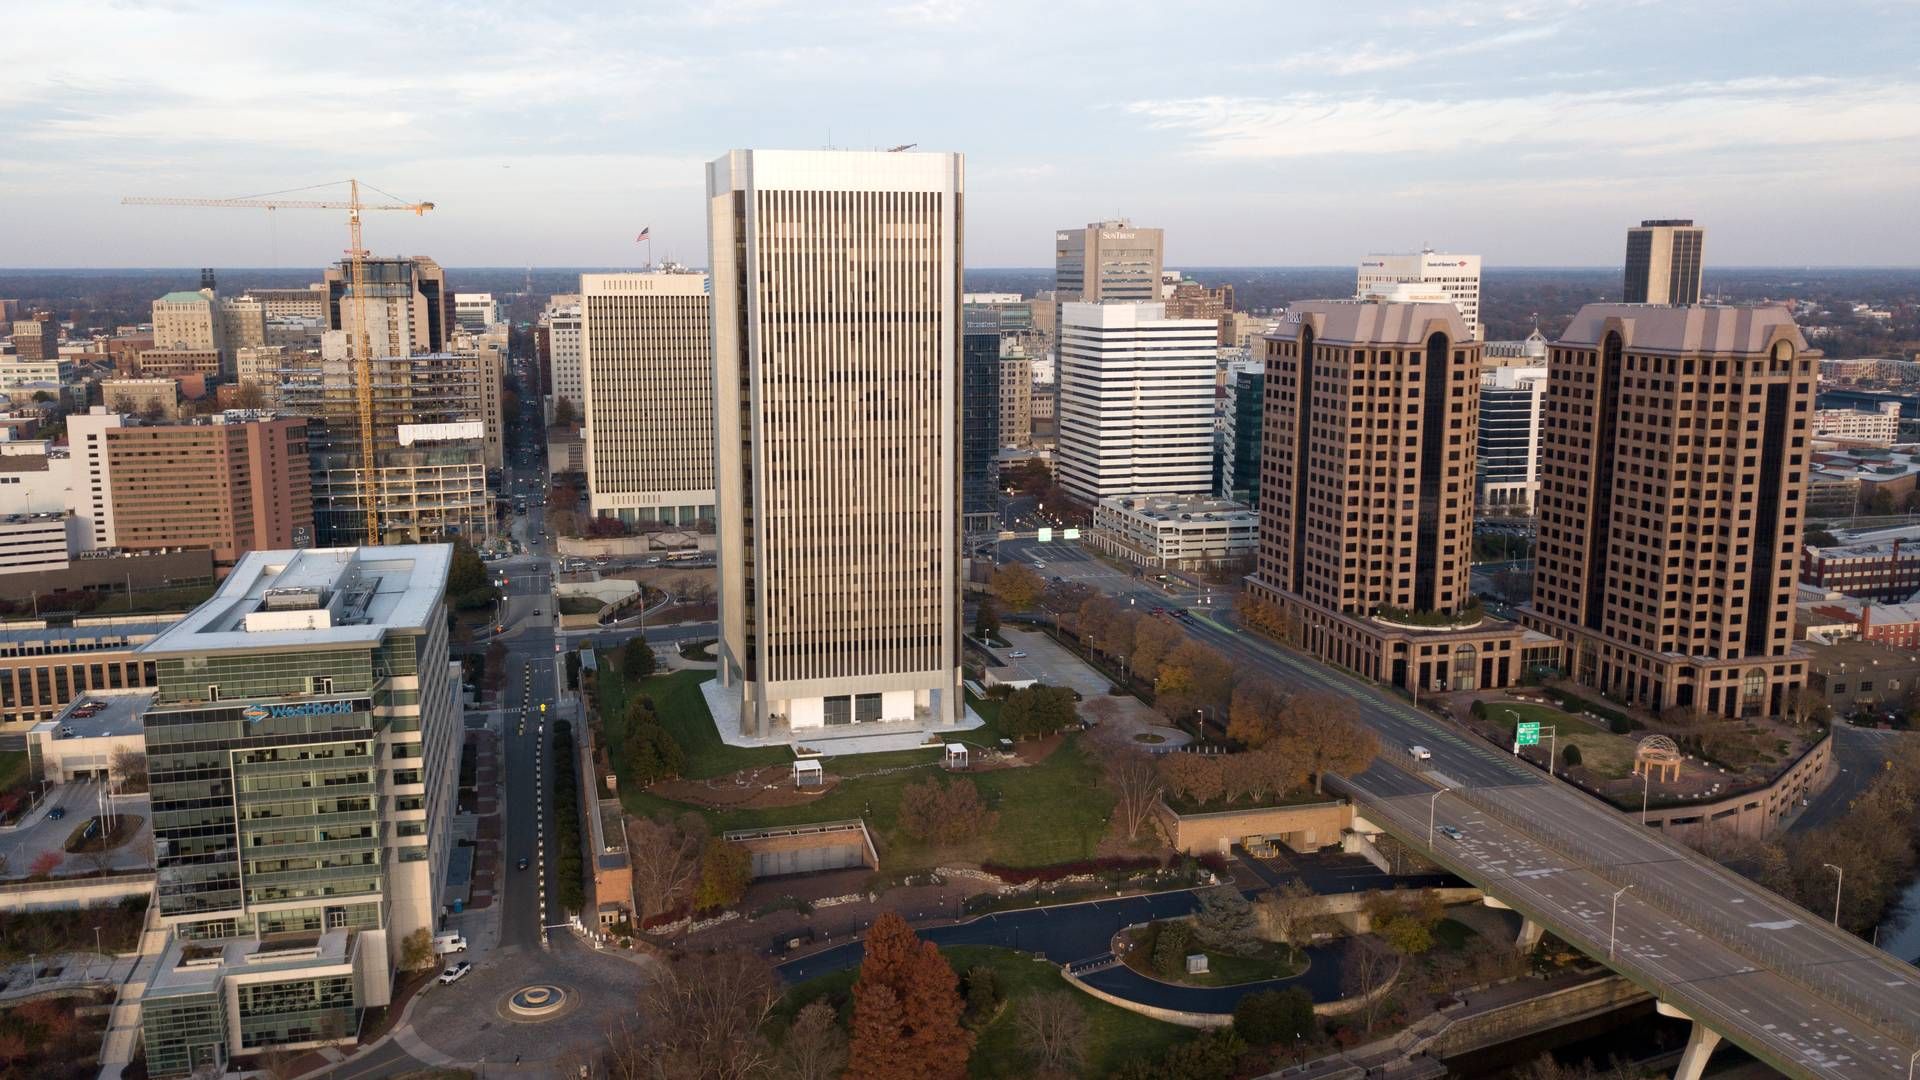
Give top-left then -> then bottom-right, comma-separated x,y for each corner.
1468,700 -> 1488,721
999,684 -> 1079,739
1152,921 -> 1193,977
898,776 -> 997,846
980,855 -> 1164,885
622,640 -> 657,681
961,965 -> 1001,1025
1234,987 -> 1316,1045
625,723 -> 686,785
1563,743 -> 1583,768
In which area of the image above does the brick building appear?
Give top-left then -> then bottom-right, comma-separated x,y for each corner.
105,415 -> 312,563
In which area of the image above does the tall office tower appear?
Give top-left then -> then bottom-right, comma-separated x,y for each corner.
1522,305 -> 1814,716
1056,301 -> 1216,503
220,296 -> 268,359
998,347 -> 1033,449
1054,220 -> 1164,309
1476,365 -> 1548,514
1355,249 -> 1483,340
135,545 -> 460,1077
106,414 -> 313,562
452,292 -> 502,333
450,326 -> 510,471
12,311 -> 59,360
69,408 -> 127,549
542,295 -> 584,418
323,255 -> 452,356
1623,219 -> 1706,305
962,326 -> 1002,523
1223,364 -> 1264,506
152,289 -> 227,362
1247,300 -> 1532,694
578,271 -> 715,526
708,148 -> 964,737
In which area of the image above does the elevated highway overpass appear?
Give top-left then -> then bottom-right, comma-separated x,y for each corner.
1165,605 -> 1920,1079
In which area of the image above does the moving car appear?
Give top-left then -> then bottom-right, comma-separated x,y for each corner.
1007,650 -> 1028,659
518,856 -> 530,871
1406,744 -> 1432,761
47,806 -> 66,821
1437,825 -> 1464,841
438,961 -> 472,985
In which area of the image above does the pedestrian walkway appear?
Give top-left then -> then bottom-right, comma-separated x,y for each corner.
96,906 -> 169,1079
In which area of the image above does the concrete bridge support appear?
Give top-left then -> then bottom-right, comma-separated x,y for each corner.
1656,1001 -> 1721,1080
1481,896 -> 1544,951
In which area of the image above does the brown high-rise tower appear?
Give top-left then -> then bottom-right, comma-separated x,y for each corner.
1522,304 -> 1814,716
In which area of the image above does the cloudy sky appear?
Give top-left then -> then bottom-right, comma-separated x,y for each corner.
5,0 -> 1917,268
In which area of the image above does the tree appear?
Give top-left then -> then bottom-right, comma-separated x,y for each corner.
1218,752 -> 1273,804
400,928 -> 435,971
1277,694 -> 1379,794
233,380 -> 267,409
1076,595 -> 1120,651
999,684 -> 1078,739
898,776 -> 997,846
1783,685 -> 1833,727
1094,736 -> 1164,841
1234,987 -> 1315,1046
1192,886 -> 1260,957
140,396 -> 166,421
110,746 -> 148,794
625,813 -> 707,920
973,595 -> 1000,639
695,837 -> 752,911
0,1033 -> 27,1070
1261,879 -> 1325,949
960,965 -> 1000,1024
1562,743 -> 1583,769
553,395 -> 578,429
1159,752 -> 1224,806
1003,458 -> 1051,497
1341,936 -> 1397,1032
1227,677 -> 1288,748
1130,618 -> 1185,684
991,563 -> 1044,611
1156,640 -> 1234,715
777,1000 -> 847,1080
625,722 -> 687,785
1015,992 -> 1089,1076
30,851 -> 62,879
622,639 -> 657,682
606,948 -> 778,1080
1254,740 -> 1310,797
846,913 -> 974,1080
1151,920 -> 1194,977
1869,488 -> 1897,515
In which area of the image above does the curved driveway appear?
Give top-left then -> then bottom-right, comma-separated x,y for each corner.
777,887 -> 1350,1013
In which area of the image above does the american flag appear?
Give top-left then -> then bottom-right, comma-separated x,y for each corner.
635,226 -> 651,242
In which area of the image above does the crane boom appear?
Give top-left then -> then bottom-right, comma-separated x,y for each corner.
122,180 -> 434,544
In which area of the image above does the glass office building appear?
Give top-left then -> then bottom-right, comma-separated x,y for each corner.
136,545 -> 460,1077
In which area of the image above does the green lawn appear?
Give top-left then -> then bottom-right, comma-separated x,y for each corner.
0,749 -> 26,794
1483,702 -> 1632,778
1487,701 -> 1603,737
1122,927 -> 1304,987
772,945 -> 1193,1079
597,664 -> 1116,874
557,595 -> 604,616
594,661 -> 791,780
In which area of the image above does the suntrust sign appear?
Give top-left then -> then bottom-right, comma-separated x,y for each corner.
1099,231 -> 1137,240
242,700 -> 357,725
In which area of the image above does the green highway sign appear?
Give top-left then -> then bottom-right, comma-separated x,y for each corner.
1515,721 -> 1541,747
1063,527 -> 1080,540
1037,527 -> 1053,542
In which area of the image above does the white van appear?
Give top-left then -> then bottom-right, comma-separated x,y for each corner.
1406,744 -> 1432,762
433,932 -> 468,955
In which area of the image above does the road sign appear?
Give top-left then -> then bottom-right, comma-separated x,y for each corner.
1515,721 -> 1541,747
1037,527 -> 1053,542
1063,528 -> 1080,540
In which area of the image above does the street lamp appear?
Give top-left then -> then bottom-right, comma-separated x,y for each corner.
1427,789 -> 1447,849
1908,1047 -> 1918,1080
1823,863 -> 1844,926
1609,884 -> 1633,959
1639,769 -> 1652,825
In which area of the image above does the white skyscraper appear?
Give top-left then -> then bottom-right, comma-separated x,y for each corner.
1356,249 -> 1483,340
707,148 -> 965,738
578,270 -> 715,526
1056,301 -> 1217,503
543,295 -> 584,420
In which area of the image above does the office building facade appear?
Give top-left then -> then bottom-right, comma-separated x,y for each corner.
152,290 -> 227,365
1522,305 -> 1814,716
11,312 -> 59,361
1054,221 -> 1164,309
578,271 -> 715,525
997,348 -> 1033,449
1223,366 -> 1264,506
1056,301 -> 1216,503
1476,365 -> 1548,512
708,148 -> 964,737
543,296 -> 584,419
962,328 -> 1001,520
136,545 -> 459,1076
1623,219 -> 1705,305
1247,300 -> 1535,694
105,415 -> 313,562
323,256 -> 452,357
1356,249 -> 1482,341
452,293 -> 501,333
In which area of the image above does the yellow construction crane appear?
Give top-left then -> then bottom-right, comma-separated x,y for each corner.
123,180 -> 435,542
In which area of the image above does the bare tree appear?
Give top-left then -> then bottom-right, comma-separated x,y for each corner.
1260,879 -> 1322,952
606,949 -> 779,1080
1092,734 -> 1163,841
626,813 -> 708,921
1014,992 -> 1089,1076
110,747 -> 148,794
1341,936 -> 1397,1033
776,1000 -> 847,1080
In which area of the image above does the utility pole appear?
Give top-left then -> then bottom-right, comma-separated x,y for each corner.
1824,863 -> 1844,926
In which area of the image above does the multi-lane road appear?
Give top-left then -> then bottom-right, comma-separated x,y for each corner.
998,537 -> 1920,1078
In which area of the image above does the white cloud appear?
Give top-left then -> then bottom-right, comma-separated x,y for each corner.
1125,77 -> 1920,163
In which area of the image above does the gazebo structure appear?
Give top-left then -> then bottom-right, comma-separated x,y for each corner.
1633,734 -> 1683,783
942,743 -> 970,771
793,758 -> 824,788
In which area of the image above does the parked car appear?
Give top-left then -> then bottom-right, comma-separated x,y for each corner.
439,961 -> 472,985
47,806 -> 66,821
518,856 -> 530,871
433,933 -> 468,954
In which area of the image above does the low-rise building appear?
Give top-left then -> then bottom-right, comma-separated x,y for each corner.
1804,600 -> 1920,649
1800,533 -> 1920,602
101,377 -> 180,418
0,617 -> 175,733
26,690 -> 151,784
1091,494 -> 1258,572
0,511 -> 75,575
1813,402 -> 1902,445
1804,638 -> 1920,713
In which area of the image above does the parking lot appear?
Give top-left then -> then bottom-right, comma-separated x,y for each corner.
993,629 -> 1190,749
0,781 -> 152,878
